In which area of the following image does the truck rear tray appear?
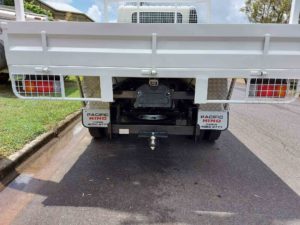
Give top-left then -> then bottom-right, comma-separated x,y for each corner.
1,22 -> 300,103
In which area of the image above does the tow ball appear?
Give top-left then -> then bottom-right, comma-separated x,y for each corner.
149,134 -> 157,150
139,132 -> 168,150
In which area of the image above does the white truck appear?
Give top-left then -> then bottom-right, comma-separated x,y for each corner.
0,4 -> 47,83
1,0 -> 300,149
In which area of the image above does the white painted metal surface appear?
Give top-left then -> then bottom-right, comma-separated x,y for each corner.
2,0 -> 300,104
1,21 -> 300,103
14,0 -> 25,21
290,0 -> 300,24
3,22 -> 300,74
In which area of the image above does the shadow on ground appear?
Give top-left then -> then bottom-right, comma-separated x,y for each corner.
5,131 -> 300,225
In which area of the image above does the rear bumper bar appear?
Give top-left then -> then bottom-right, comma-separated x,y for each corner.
111,124 -> 196,136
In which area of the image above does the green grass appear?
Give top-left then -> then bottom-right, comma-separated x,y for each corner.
0,80 -> 82,158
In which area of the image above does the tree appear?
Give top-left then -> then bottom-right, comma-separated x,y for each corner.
3,0 -> 53,19
241,0 -> 292,23
24,1 -> 53,19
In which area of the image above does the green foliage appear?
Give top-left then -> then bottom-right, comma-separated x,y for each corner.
3,0 -> 14,6
241,0 -> 292,23
3,0 -> 53,19
24,1 -> 53,19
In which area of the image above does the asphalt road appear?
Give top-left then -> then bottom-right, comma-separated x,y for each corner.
0,99 -> 300,225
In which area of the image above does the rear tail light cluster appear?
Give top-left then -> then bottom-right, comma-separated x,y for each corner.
249,79 -> 288,98
23,75 -> 61,94
25,80 -> 55,93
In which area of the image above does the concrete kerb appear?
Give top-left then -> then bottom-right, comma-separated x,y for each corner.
0,111 -> 81,180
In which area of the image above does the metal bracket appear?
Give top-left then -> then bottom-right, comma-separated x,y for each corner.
151,33 -> 157,76
141,69 -> 157,76
250,70 -> 267,77
194,77 -> 208,104
100,76 -> 113,102
263,34 -> 271,55
34,66 -> 49,73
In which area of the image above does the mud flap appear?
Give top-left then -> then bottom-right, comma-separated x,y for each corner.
197,111 -> 229,131
82,109 -> 110,128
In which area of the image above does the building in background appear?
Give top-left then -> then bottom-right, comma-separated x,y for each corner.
0,4 -> 48,21
33,0 -> 93,22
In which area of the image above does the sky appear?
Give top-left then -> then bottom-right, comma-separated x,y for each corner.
44,0 -> 249,23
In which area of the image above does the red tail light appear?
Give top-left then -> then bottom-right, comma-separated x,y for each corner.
256,84 -> 287,98
24,80 -> 55,93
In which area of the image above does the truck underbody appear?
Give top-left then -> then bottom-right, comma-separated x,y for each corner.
83,76 -> 227,148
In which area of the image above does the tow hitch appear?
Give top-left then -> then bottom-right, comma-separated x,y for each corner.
138,132 -> 168,150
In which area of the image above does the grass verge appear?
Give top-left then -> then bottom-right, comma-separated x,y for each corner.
0,80 -> 81,158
